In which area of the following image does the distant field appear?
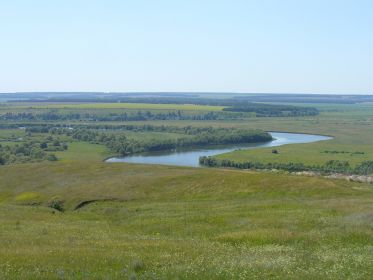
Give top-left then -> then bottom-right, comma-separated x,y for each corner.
10,102 -> 225,111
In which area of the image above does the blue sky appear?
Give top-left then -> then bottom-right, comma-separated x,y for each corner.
0,0 -> 372,93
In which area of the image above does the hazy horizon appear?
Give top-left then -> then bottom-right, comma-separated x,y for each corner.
1,91 -> 373,96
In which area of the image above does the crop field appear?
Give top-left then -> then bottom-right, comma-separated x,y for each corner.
0,100 -> 372,279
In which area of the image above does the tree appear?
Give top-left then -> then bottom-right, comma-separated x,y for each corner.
53,140 -> 61,146
40,142 -> 48,149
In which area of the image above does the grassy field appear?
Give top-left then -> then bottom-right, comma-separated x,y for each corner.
0,102 -> 373,279
216,140 -> 373,167
0,158 -> 372,279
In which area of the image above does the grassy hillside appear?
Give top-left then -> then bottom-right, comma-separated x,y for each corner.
0,159 -> 372,279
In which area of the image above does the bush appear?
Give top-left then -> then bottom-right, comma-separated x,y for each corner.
47,154 -> 58,161
355,161 -> 373,175
131,260 -> 145,273
40,142 -> 48,149
48,199 -> 64,212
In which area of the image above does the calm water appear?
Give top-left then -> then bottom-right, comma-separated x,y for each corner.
106,132 -> 332,167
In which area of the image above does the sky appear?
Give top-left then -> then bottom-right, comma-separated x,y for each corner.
0,0 -> 372,94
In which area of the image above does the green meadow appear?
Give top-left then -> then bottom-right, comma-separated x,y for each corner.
1,158 -> 372,279
0,101 -> 372,279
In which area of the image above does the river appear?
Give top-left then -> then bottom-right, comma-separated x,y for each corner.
105,132 -> 332,167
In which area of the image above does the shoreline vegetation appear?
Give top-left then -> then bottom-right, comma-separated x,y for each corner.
199,156 -> 373,178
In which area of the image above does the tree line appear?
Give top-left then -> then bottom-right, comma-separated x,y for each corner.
0,101 -> 319,122
25,123 -> 269,137
199,157 -> 373,176
223,103 -> 319,117
0,111 -> 223,122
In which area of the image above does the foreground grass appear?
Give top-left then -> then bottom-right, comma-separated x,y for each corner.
0,159 -> 372,279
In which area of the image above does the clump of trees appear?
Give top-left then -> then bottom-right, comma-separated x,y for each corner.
0,138 -> 67,165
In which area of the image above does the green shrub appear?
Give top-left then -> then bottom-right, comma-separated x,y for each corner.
48,199 -> 64,212
47,154 -> 58,161
131,260 -> 145,273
